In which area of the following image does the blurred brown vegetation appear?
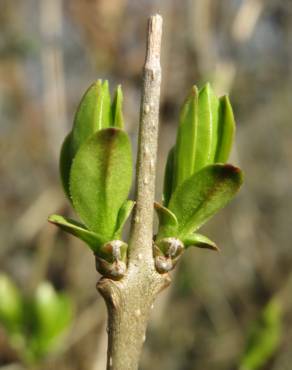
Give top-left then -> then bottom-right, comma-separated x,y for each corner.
1,0 -> 292,369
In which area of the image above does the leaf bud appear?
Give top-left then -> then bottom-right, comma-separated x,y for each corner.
95,240 -> 128,279
153,237 -> 184,273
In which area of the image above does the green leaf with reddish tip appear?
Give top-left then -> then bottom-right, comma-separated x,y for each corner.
173,86 -> 199,189
196,83 -> 219,170
163,146 -> 175,206
113,200 -> 135,239
70,128 -> 132,238
215,95 -> 235,163
183,233 -> 219,251
169,164 -> 243,237
48,214 -> 105,253
59,132 -> 73,199
155,202 -> 178,240
111,85 -> 124,129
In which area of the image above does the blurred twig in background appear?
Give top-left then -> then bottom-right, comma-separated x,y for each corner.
40,0 -> 67,160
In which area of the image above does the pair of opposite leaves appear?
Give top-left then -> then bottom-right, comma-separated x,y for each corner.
49,80 -> 243,261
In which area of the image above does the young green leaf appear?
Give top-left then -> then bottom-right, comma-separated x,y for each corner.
48,214 -> 105,253
70,128 -> 132,239
71,80 -> 112,152
215,95 -> 235,163
162,147 -> 175,207
111,85 -> 124,128
196,83 -> 219,170
71,80 -> 102,152
60,80 -> 113,200
173,86 -> 198,189
113,200 -> 135,239
168,164 -> 243,237
155,202 -> 178,240
182,233 -> 219,251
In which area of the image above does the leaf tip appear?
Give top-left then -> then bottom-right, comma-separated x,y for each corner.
213,243 -> 220,252
102,79 -> 109,87
199,82 -> 212,94
48,214 -> 61,224
105,127 -> 122,138
190,85 -> 199,97
116,84 -> 123,93
218,163 -> 243,181
220,94 -> 229,102
224,164 -> 244,181
48,214 -> 56,223
95,79 -> 103,88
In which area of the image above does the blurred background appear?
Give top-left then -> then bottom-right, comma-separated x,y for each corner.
1,0 -> 292,369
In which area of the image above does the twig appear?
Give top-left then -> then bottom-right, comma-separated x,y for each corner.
231,0 -> 263,43
129,13 -> 163,262
40,0 -> 68,160
97,14 -> 170,370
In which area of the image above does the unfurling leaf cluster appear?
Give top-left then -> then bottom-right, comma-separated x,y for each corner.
48,80 -> 134,278
154,84 -> 243,272
48,80 -> 243,278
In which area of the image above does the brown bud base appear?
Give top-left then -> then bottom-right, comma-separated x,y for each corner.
153,237 -> 184,273
154,255 -> 173,273
95,254 -> 127,280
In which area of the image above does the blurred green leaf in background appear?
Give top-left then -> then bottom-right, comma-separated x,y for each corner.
239,298 -> 282,370
0,274 -> 73,365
